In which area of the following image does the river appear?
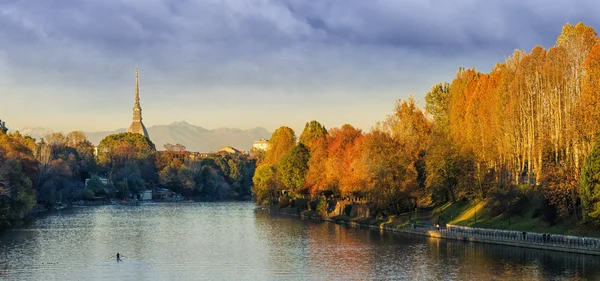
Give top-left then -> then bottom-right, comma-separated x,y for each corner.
0,202 -> 598,280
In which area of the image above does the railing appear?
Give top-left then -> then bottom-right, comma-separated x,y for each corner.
409,224 -> 600,250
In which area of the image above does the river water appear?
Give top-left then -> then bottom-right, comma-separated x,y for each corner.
0,202 -> 598,280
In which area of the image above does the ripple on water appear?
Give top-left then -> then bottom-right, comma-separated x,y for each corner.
1,202 -> 599,280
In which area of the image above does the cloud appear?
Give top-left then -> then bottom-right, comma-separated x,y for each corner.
2,0 -> 598,72
0,0 -> 599,131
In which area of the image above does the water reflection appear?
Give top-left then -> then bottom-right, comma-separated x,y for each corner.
0,203 -> 598,280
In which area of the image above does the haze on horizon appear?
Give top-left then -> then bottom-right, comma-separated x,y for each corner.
1,0 -> 598,134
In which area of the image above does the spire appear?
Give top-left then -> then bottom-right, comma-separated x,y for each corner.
132,67 -> 142,122
128,67 -> 149,139
135,67 -> 140,105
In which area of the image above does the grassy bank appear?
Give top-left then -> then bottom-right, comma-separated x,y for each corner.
273,200 -> 600,238
431,200 -> 600,238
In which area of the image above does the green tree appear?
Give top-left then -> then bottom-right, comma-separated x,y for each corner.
97,133 -> 156,184
299,121 -> 327,146
196,165 -> 220,198
425,83 -> 451,129
75,140 -> 97,180
580,136 -> 600,223
252,164 -> 280,205
279,143 -> 310,195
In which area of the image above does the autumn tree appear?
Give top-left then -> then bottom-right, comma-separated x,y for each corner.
425,83 -> 475,202
263,126 -> 296,166
323,124 -> 363,197
0,133 -> 38,225
362,130 -> 416,215
385,97 -> 431,195
299,121 -> 329,195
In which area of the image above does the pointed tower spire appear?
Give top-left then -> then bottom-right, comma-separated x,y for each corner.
135,66 -> 140,105
128,67 -> 149,139
132,67 -> 142,122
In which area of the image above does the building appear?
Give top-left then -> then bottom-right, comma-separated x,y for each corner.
188,152 -> 211,160
128,67 -> 150,139
0,119 -> 7,134
140,190 -> 153,201
84,176 -> 110,186
252,139 -> 269,151
218,145 -> 241,155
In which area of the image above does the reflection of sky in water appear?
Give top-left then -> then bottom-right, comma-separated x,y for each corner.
1,202 -> 599,280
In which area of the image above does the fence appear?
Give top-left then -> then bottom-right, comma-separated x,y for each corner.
409,224 -> 600,250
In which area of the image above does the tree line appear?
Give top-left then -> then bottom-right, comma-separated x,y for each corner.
0,131 -> 255,226
253,22 -> 600,226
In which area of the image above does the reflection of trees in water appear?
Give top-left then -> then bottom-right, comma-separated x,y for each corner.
255,212 -> 598,280
305,222 -> 374,280
427,238 -> 600,280
253,211 -> 311,277
256,212 -> 375,280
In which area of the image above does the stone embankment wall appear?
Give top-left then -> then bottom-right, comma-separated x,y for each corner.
266,204 -> 600,256
362,223 -> 600,256
329,201 -> 369,218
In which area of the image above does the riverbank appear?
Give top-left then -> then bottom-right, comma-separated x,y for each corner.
265,206 -> 600,256
431,200 -> 600,238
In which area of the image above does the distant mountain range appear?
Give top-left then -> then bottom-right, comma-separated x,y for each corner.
15,121 -> 271,152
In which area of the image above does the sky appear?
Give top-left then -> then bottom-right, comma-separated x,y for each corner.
1,0 -> 599,134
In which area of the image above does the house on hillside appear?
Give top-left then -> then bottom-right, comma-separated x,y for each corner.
188,152 -> 211,161
252,139 -> 269,151
218,145 -> 241,155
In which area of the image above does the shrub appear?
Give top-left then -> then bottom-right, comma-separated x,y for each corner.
315,196 -> 328,218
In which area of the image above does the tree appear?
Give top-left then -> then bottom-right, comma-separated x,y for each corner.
580,136 -> 600,223
196,165 -> 220,198
577,41 -> 600,162
323,124 -> 363,197
362,130 -> 416,216
305,135 -> 328,195
44,133 -> 67,147
66,131 -> 87,147
252,164 -> 280,205
425,83 -> 451,129
279,143 -> 310,195
556,22 -> 598,179
264,126 -> 296,165
0,133 -> 38,225
0,158 -> 36,225
299,121 -> 330,195
75,140 -> 97,180
299,121 -> 327,146
97,133 -> 156,182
